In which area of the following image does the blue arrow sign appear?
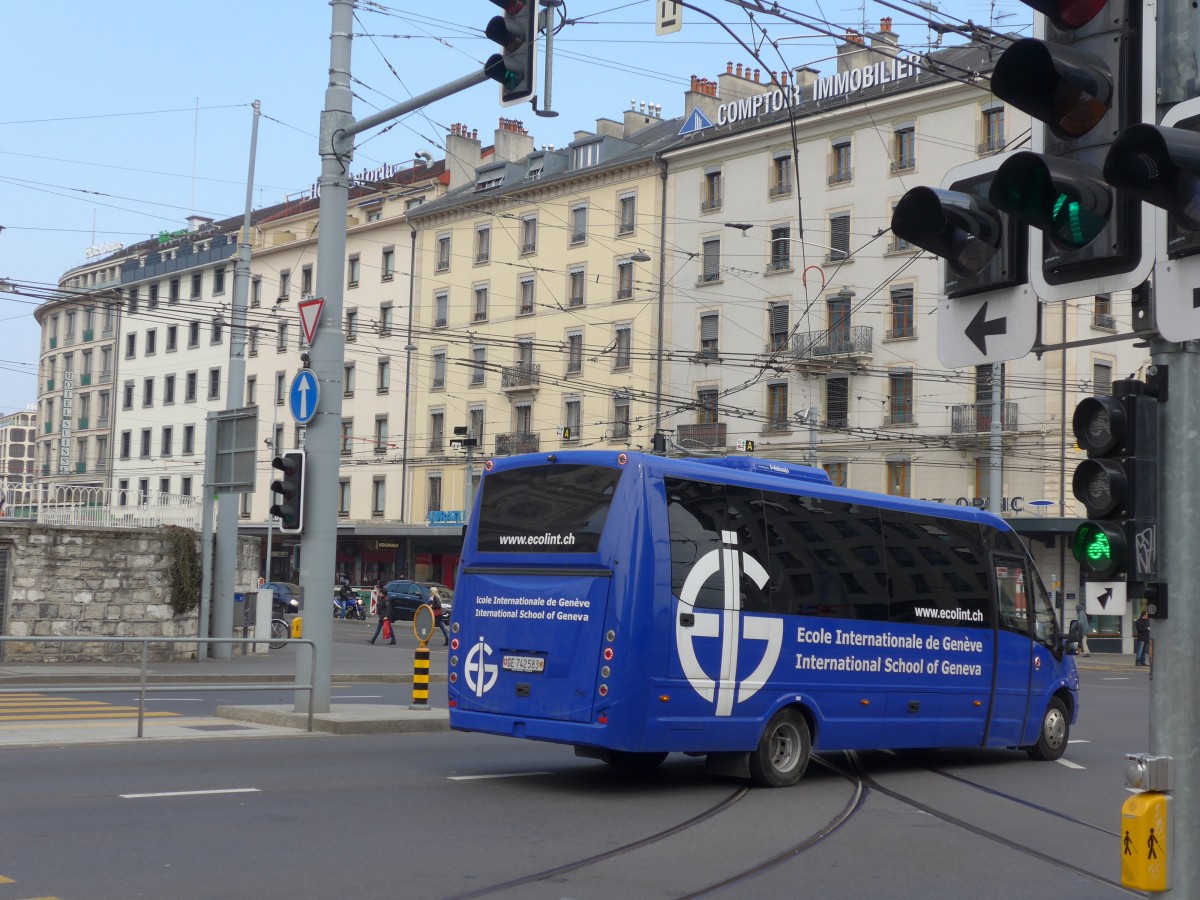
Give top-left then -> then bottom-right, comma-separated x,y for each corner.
289,370 -> 319,425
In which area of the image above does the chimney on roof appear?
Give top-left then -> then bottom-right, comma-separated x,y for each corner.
871,17 -> 900,58
446,122 -> 482,191
837,29 -> 871,73
493,116 -> 534,162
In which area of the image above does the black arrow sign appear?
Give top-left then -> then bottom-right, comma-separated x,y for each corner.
1098,588 -> 1112,610
966,301 -> 1007,354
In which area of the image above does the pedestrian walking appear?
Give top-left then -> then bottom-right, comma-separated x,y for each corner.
1076,602 -> 1091,657
430,586 -> 449,646
1134,611 -> 1151,666
368,581 -> 396,645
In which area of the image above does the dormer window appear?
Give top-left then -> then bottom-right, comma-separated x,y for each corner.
572,140 -> 602,169
527,161 -> 544,180
474,173 -> 504,192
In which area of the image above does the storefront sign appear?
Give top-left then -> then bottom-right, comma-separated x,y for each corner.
428,510 -> 465,526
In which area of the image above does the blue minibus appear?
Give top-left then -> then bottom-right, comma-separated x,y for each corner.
448,450 -> 1079,786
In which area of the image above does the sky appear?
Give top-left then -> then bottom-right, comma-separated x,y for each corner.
0,0 -> 1033,417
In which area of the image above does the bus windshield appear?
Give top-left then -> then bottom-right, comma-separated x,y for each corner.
475,464 -> 623,553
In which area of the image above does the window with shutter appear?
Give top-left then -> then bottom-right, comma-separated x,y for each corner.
826,376 -> 848,427
829,214 -> 850,260
769,226 -> 791,271
1093,361 -> 1112,397
888,287 -> 914,338
769,304 -> 789,350
699,314 -> 719,358
702,238 -> 721,282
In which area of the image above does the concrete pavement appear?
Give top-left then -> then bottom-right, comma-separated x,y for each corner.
0,624 -> 451,746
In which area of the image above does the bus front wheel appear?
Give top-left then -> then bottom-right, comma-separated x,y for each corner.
749,709 -> 810,787
1026,696 -> 1069,761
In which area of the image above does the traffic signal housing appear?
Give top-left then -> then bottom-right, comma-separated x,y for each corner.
484,0 -> 537,106
269,450 -> 306,534
1105,98 -> 1200,340
1071,379 -> 1159,582
891,155 -> 1034,368
988,0 -> 1154,302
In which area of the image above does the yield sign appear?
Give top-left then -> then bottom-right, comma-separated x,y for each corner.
298,296 -> 324,345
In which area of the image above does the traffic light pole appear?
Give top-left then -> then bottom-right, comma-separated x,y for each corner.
302,0 -> 528,713
1150,341 -> 1199,897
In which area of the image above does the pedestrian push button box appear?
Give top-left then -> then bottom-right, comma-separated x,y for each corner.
1121,791 -> 1171,892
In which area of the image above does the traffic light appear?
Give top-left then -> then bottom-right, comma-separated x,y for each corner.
1070,379 -> 1159,582
891,156 -> 1034,367
484,0 -> 537,106
269,451 -> 306,534
987,0 -> 1154,302
1105,98 -> 1200,340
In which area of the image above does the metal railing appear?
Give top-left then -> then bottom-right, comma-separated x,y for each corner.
1,484 -> 201,528
0,635 -> 317,736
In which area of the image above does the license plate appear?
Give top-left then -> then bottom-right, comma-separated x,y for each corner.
502,655 -> 544,673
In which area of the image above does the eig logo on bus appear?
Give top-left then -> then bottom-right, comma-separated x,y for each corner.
676,531 -> 783,716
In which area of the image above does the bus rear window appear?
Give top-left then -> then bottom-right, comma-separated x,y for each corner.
475,464 -> 623,553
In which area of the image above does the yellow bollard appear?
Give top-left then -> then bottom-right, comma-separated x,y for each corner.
410,646 -> 430,709
290,616 -> 303,639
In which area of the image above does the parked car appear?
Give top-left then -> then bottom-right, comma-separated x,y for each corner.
260,581 -> 303,618
383,580 -> 453,621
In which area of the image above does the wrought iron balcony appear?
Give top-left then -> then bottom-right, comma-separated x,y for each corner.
786,326 -> 873,359
1092,312 -> 1116,330
501,362 -> 540,390
677,422 -> 726,450
495,431 -> 540,456
951,401 -> 1018,435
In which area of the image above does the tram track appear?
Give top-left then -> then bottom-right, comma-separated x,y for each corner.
443,747 -> 1135,899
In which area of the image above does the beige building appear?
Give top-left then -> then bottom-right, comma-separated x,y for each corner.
404,112 -> 674,525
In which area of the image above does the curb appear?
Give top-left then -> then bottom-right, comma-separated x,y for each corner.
214,703 -> 452,735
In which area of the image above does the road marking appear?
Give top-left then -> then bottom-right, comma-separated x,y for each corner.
140,698 -> 206,702
447,772 -> 554,781
332,695 -> 383,699
0,874 -> 13,883
1056,758 -> 1085,770
120,788 -> 261,799
0,711 -> 179,721
1068,739 -> 1090,744
1102,677 -> 1131,681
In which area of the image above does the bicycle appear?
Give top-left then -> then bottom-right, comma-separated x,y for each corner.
269,618 -> 290,650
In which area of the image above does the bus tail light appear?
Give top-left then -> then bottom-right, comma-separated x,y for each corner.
598,684 -> 609,696
597,713 -> 608,724
603,647 -> 614,661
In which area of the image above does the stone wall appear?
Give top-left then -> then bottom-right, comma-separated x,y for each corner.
0,524 -> 259,662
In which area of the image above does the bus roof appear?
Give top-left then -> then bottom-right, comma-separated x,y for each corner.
481,449 -> 1016,536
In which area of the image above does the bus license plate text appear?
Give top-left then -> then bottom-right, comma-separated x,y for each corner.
503,655 -> 545,673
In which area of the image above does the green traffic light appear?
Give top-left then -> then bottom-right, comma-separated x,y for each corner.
1081,528 -> 1111,563
1072,520 -> 1124,578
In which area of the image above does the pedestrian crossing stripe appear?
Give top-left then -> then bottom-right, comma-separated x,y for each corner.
0,694 -> 181,722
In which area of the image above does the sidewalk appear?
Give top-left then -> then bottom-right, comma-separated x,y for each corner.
0,630 -> 450,746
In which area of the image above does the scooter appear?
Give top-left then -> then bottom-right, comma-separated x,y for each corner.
334,587 -> 366,620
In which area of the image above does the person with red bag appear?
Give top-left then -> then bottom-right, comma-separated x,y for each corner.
368,581 -> 396,645
430,586 -> 449,646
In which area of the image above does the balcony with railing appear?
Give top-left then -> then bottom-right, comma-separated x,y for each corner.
495,431 -> 540,456
1092,312 -> 1116,330
676,422 -> 727,450
501,362 -> 540,391
769,181 -> 792,197
951,401 -> 1019,437
786,326 -> 873,360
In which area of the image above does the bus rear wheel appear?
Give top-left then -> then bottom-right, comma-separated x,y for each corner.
749,709 -> 810,787
1026,696 -> 1069,761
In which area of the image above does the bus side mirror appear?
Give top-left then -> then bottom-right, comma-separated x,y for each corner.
1066,619 -> 1082,653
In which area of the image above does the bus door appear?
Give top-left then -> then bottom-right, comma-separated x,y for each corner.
989,556 -> 1033,745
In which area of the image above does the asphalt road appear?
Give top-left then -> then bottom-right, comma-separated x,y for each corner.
0,664 -> 1148,900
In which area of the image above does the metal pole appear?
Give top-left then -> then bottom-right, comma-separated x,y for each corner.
299,0 -> 356,714
212,100 -> 262,660
653,158 -> 669,435
1150,340 -> 1199,899
536,1 -> 561,118
401,227 -> 416,525
198,414 -> 217,658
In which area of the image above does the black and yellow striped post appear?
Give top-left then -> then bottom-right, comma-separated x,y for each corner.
410,603 -> 435,710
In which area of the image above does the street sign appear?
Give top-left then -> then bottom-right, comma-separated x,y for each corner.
655,1 -> 682,35
288,369 -> 320,425
1086,581 -> 1128,616
297,296 -> 324,345
449,438 -> 478,451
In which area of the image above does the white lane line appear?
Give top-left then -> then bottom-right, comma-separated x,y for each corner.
1056,758 -> 1085,770
120,788 -> 261,799
1068,739 -> 1090,744
140,698 -> 206,702
447,772 -> 553,781
1102,677 -> 1131,681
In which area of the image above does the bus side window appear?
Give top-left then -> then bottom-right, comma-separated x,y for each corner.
995,557 -> 1028,635
1028,570 -> 1059,647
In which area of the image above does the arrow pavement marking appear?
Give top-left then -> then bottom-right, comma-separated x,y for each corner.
966,300 -> 1008,355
